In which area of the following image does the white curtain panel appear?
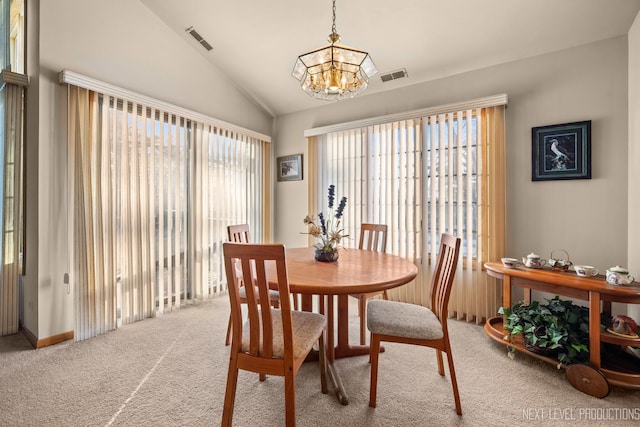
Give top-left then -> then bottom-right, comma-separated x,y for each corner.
0,72 -> 27,336
68,85 -> 268,341
311,106 -> 505,323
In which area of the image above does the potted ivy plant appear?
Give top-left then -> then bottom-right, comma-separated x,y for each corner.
498,296 -> 590,366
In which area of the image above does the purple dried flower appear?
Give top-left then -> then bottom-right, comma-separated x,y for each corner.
335,196 -> 347,219
328,185 -> 335,209
318,212 -> 327,235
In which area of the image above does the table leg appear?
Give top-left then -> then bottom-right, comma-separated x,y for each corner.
501,276 -> 513,345
589,292 -> 601,369
324,294 -> 349,404
326,295 -> 335,362
300,294 -> 313,312
326,360 -> 349,405
503,275 -> 512,308
314,293 -> 384,405
333,294 -> 373,358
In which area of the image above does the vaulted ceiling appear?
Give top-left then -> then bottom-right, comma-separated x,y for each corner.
141,0 -> 640,117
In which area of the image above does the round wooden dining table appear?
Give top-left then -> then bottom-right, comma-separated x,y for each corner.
277,247 -> 418,404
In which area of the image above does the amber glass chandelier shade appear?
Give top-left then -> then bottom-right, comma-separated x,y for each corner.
292,43 -> 377,100
292,0 -> 377,101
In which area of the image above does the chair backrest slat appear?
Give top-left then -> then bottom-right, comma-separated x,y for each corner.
429,233 -> 461,321
359,223 -> 388,253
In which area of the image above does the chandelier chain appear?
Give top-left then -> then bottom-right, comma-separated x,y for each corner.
331,0 -> 336,35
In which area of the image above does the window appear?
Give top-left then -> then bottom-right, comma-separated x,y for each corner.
8,0 -> 23,73
308,98 -> 506,323
0,0 -> 26,336
66,73 -> 270,340
424,114 -> 478,259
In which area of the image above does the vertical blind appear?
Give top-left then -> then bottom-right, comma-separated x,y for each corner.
67,77 -> 270,341
308,103 -> 505,323
0,70 -> 27,336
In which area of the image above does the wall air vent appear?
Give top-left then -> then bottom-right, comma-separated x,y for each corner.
186,26 -> 213,51
380,68 -> 408,83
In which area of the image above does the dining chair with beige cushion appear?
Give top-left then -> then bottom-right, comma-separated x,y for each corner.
350,223 -> 388,345
367,233 -> 462,415
224,224 -> 280,345
222,242 -> 328,427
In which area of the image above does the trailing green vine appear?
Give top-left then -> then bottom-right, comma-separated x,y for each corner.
498,296 -> 590,366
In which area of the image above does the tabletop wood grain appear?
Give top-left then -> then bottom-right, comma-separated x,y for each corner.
281,247 -> 418,295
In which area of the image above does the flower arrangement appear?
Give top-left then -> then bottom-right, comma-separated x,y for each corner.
303,185 -> 348,256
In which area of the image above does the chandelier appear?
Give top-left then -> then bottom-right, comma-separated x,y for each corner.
291,0 -> 377,101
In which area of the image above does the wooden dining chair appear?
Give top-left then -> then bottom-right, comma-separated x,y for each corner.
224,224 -> 262,345
225,224 -> 300,346
225,224 -> 276,345
350,223 -> 388,345
222,243 -> 328,427
367,233 -> 462,415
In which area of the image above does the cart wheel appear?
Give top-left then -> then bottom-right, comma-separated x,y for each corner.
565,364 -> 610,398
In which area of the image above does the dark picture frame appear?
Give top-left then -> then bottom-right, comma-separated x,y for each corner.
277,154 -> 303,181
531,120 -> 591,181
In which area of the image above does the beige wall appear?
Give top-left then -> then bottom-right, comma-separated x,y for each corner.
628,11 -> 640,320
24,0 -> 272,340
275,36 -> 630,278
22,1 -> 639,340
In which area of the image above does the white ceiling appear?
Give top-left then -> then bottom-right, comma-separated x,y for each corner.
141,0 -> 640,117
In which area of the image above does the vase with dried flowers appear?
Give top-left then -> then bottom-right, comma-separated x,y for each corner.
303,185 -> 348,262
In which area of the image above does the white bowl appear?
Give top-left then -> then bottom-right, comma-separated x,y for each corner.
574,265 -> 599,277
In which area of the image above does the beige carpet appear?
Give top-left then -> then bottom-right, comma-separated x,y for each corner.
1,296 -> 639,426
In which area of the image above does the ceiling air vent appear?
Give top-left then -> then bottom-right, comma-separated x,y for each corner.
380,68 -> 408,83
186,26 -> 213,51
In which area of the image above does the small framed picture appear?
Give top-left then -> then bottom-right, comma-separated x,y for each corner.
531,120 -> 591,181
277,154 -> 303,181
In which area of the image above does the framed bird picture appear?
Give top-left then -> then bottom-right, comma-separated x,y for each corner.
531,120 -> 591,181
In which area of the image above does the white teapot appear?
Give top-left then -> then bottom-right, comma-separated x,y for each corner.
606,266 -> 635,285
522,252 -> 546,269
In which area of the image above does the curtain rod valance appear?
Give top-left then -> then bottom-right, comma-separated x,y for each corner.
1,70 -> 29,89
304,93 -> 507,137
59,69 -> 271,143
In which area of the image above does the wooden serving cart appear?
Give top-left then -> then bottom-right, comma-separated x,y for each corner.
484,262 -> 640,398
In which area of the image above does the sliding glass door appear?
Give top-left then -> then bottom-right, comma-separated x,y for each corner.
68,83 -> 270,341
